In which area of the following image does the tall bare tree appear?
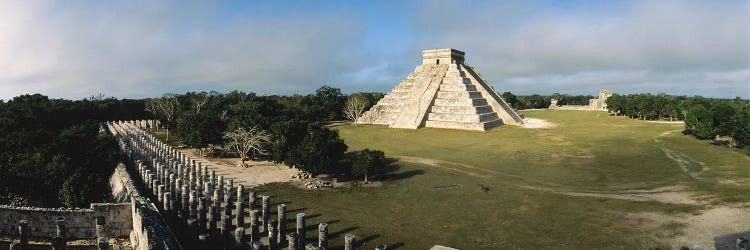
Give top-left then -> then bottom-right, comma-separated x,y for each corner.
192,91 -> 220,113
223,127 -> 272,166
343,94 -> 368,122
145,93 -> 179,140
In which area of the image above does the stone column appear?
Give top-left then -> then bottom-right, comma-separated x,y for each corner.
55,218 -> 66,242
213,188 -> 221,209
52,236 -> 66,250
177,164 -> 184,182
221,215 -> 233,246
189,166 -> 196,190
236,184 -> 245,204
168,174 -> 175,195
223,191 -> 232,216
211,170 -> 216,187
318,223 -> 327,249
296,213 -> 306,248
287,232 -> 298,250
277,204 -> 286,244
163,192 -> 172,213
204,182 -> 213,206
202,163 -> 208,182
175,178 -> 183,205
249,191 -> 257,209
198,234 -> 210,250
344,233 -> 355,250
189,190 -> 198,220
208,205 -> 218,233
157,185 -> 165,204
261,195 -> 270,232
249,209 -> 259,243
235,227 -> 245,250
18,220 -> 29,248
235,201 -> 245,228
267,219 -> 276,250
218,175 -> 225,204
145,170 -> 151,184
198,197 -> 208,230
151,176 -> 158,195
196,174 -> 204,198
181,184 -> 190,219
95,216 -> 106,238
97,237 -> 109,250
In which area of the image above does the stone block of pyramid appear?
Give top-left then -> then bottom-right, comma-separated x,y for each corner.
357,48 -> 524,131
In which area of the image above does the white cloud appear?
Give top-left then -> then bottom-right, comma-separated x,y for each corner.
0,1 -> 370,99
0,1 -> 747,99
415,0 -> 750,97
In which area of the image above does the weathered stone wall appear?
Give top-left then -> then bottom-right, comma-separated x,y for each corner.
129,196 -> 180,250
0,203 -> 131,239
110,163 -> 140,202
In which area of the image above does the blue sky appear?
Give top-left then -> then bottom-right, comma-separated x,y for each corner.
0,0 -> 748,99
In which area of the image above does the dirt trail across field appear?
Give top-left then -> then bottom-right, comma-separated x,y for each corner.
179,149 -> 300,187
393,154 -> 701,205
394,151 -> 749,249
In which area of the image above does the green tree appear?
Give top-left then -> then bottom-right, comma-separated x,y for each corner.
351,149 -> 386,183
685,105 -> 714,139
291,125 -> 348,174
501,92 -> 518,108
315,86 -> 346,121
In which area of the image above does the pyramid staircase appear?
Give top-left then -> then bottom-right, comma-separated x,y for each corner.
423,64 -> 504,131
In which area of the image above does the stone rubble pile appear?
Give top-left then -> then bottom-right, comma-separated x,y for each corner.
303,180 -> 334,190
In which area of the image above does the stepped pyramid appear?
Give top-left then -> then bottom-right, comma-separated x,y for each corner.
356,48 -> 524,131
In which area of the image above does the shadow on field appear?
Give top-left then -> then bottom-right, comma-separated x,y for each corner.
377,157 -> 425,181
714,231 -> 750,250
388,242 -> 406,249
338,153 -> 424,182
356,234 -> 381,248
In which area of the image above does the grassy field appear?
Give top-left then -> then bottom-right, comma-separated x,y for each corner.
254,110 -> 750,249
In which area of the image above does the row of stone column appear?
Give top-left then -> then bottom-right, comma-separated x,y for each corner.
109,121 -> 373,249
7,218 -> 110,250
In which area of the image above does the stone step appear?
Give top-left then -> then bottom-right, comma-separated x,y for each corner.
369,105 -> 401,113
424,119 -> 503,131
439,84 -> 477,92
360,112 -> 398,125
391,84 -> 414,92
429,105 -> 494,114
436,91 -> 483,99
433,98 -> 488,106
427,112 -> 499,122
441,77 -> 472,85
376,97 -> 407,105
445,70 -> 465,78
385,91 -> 410,97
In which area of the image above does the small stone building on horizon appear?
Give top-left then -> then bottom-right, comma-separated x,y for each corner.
549,89 -> 613,111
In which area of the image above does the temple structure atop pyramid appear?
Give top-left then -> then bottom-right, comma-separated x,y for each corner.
356,48 -> 524,131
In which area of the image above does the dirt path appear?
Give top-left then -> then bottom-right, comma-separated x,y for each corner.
521,118 -> 557,129
179,149 -> 300,187
393,154 -> 701,205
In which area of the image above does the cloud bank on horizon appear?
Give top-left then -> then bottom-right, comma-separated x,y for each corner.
0,0 -> 748,100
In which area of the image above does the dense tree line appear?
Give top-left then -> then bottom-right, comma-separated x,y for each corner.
501,92 -> 595,110
152,86 -> 384,176
605,93 -> 750,146
0,94 -> 151,207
